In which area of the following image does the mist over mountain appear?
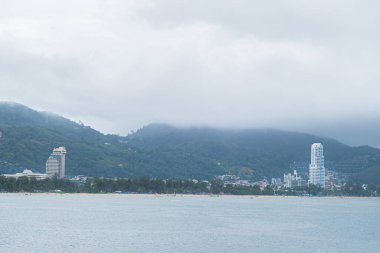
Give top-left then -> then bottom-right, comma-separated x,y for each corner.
1,102 -> 379,183
293,118 -> 380,149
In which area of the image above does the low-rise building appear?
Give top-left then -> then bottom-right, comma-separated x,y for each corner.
271,178 -> 282,187
260,179 -> 268,191
70,175 -> 88,183
3,169 -> 48,180
283,170 -> 307,188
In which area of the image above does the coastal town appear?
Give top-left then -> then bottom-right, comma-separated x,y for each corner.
1,143 -> 377,196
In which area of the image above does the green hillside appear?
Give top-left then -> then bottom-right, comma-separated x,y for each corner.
0,102 -> 128,176
1,102 -> 379,182
126,124 -> 380,180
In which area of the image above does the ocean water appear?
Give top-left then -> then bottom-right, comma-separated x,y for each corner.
0,195 -> 379,253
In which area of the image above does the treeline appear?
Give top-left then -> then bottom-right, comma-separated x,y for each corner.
84,176 -> 210,194
0,176 -> 379,196
0,176 -> 79,193
274,184 -> 380,197
0,176 -> 211,194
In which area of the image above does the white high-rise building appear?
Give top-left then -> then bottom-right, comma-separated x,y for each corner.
46,147 -> 67,178
283,170 -> 306,188
309,143 -> 326,188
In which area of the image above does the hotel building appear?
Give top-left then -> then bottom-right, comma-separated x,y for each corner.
46,146 -> 67,178
309,143 -> 326,188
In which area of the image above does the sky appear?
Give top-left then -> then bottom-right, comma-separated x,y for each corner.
1,0 -> 380,147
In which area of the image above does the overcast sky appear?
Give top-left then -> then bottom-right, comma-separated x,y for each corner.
1,0 -> 380,147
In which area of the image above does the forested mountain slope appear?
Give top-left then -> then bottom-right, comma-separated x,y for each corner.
1,102 -> 379,182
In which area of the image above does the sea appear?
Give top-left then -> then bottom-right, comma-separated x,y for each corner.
0,194 -> 379,253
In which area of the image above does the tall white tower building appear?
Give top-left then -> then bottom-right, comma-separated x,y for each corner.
46,147 -> 67,178
309,143 -> 326,188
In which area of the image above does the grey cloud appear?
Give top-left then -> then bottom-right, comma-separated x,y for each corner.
0,0 -> 379,147
139,0 -> 380,40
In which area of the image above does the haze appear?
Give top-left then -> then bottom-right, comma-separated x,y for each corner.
1,0 -> 379,147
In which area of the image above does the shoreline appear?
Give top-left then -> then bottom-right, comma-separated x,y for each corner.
0,192 -> 378,199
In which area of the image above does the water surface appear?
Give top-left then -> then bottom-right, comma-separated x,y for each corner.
0,195 -> 379,253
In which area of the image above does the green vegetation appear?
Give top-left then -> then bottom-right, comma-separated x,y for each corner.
1,176 -> 378,197
354,165 -> 380,185
84,176 -> 210,194
1,103 -> 380,183
0,176 -> 210,194
0,176 -> 78,193
274,184 -> 379,197
0,103 -> 130,177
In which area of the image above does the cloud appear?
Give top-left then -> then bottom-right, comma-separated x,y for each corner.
0,0 -> 379,146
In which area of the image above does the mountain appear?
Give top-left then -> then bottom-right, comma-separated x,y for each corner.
1,102 -> 380,183
126,124 -> 380,181
0,102 -> 128,177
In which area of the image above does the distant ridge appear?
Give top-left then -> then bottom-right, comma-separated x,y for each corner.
1,102 -> 380,183
0,102 -> 125,176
